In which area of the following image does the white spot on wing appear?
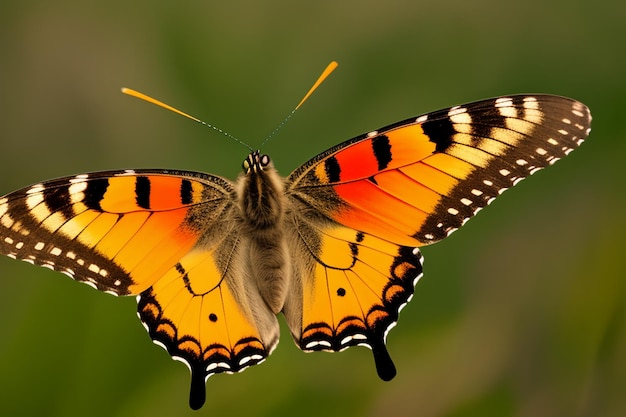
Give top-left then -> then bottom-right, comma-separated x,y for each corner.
171,355 -> 193,372
449,110 -> 472,124
69,181 -> 87,196
70,174 -> 89,184
499,106 -> 518,118
523,97 -> 539,109
305,340 -> 332,349
26,193 -> 45,210
239,354 -> 264,366
0,213 -> 15,229
494,97 -> 516,117
495,97 -> 513,105
83,280 -> 98,290
26,184 -> 45,194
60,270 -> 74,279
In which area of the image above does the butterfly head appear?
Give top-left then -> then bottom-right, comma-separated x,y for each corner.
242,150 -> 272,174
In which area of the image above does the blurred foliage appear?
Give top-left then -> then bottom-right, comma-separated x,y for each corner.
0,1 -> 624,416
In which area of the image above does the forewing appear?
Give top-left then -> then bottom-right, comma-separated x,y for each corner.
287,95 -> 591,246
0,169 -> 231,294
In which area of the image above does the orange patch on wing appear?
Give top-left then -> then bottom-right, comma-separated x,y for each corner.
301,228 -> 401,336
148,250 -> 261,353
423,152 -> 475,179
399,162 -> 458,195
101,209 -> 195,289
333,180 -> 427,242
333,206 -> 420,247
94,212 -> 150,258
384,124 -> 436,164
99,176 -> 141,212
76,213 -> 119,249
147,176 -> 203,209
371,169 -> 442,214
177,250 -> 223,294
200,278 -> 257,350
332,140 -> 383,182
148,176 -> 185,209
57,209 -> 99,240
330,125 -> 435,183
100,175 -> 201,212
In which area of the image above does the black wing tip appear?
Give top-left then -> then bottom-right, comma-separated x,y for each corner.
372,339 -> 397,381
189,369 -> 207,410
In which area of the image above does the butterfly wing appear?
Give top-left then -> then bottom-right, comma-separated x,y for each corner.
0,169 -> 279,409
283,95 -> 591,378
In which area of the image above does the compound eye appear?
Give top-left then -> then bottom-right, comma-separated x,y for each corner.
242,158 -> 250,173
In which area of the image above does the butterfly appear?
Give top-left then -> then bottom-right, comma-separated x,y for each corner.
0,64 -> 591,409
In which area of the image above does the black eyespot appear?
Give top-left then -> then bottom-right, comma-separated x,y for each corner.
209,313 -> 218,322
337,288 -> 346,297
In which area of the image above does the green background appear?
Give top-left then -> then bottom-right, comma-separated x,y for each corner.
0,1 -> 623,416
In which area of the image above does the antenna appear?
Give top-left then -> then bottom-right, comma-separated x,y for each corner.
260,61 -> 338,148
121,87 -> 253,151
121,61 -> 338,150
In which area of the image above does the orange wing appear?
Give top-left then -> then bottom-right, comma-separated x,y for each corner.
284,95 -> 591,378
0,169 -> 279,409
281,217 -> 422,380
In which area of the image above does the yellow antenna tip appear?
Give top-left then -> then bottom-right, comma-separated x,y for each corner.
121,87 -> 202,123
295,61 -> 338,110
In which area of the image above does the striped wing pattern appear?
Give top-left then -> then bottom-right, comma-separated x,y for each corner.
285,94 -> 591,380
0,170 -> 279,409
0,94 -> 591,409
288,95 -> 590,246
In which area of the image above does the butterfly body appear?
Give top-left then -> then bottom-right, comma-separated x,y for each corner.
0,94 -> 591,409
237,151 -> 291,313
